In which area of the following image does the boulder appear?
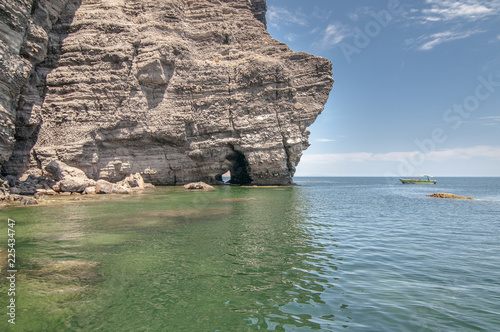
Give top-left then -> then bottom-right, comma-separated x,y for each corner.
45,160 -> 95,193
0,189 -> 10,201
36,188 -> 58,196
83,186 -> 96,195
120,173 -> 145,189
95,180 -> 131,195
184,182 -> 215,191
10,194 -> 37,205
20,196 -> 38,205
59,178 -> 96,193
51,182 -> 62,193
45,160 -> 86,181
6,175 -> 20,187
9,187 -> 22,195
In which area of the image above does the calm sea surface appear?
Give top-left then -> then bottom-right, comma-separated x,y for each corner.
1,177 -> 499,331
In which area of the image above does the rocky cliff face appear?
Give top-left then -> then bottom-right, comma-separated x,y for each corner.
0,0 -> 71,165
0,0 -> 333,185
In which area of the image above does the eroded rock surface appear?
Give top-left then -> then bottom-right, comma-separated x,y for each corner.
0,0 -> 72,167
1,0 -> 333,185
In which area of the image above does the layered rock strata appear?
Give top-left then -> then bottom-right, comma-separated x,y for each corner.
0,0 -> 71,165
0,0 -> 333,186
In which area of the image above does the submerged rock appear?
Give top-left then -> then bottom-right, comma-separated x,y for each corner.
7,194 -> 38,205
184,182 -> 215,191
20,196 -> 38,205
426,193 -> 475,200
28,260 -> 101,285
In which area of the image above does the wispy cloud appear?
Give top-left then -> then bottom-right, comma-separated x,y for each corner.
317,22 -> 352,47
480,115 -> 500,126
404,0 -> 500,50
284,33 -> 297,42
301,145 -> 500,164
422,0 -> 495,21
302,151 -> 418,163
315,138 -> 336,143
425,146 -> 500,161
407,29 -> 484,50
267,6 -> 309,29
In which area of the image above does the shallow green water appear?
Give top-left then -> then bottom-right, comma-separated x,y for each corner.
1,186 -> 328,331
1,178 -> 499,331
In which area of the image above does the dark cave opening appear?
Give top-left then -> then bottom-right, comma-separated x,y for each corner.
228,151 -> 252,185
217,150 -> 252,185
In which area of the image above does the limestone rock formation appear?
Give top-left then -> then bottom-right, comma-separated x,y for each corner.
0,0 -> 71,167
0,0 -> 333,185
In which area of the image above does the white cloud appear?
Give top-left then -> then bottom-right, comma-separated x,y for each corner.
318,23 -> 352,47
267,6 -> 309,29
315,138 -> 336,143
422,0 -> 494,21
285,33 -> 297,42
301,145 -> 500,164
480,115 -> 500,126
427,146 -> 500,160
409,29 -> 484,50
301,151 -> 416,164
480,115 -> 500,121
404,0 -> 500,50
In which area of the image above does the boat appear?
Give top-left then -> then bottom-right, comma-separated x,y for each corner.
399,175 -> 436,185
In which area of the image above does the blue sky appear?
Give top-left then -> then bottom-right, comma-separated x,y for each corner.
266,0 -> 500,177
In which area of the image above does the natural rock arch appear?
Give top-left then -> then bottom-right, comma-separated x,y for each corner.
227,150 -> 252,185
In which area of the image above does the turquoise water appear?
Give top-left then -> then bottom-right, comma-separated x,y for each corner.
1,177 -> 499,331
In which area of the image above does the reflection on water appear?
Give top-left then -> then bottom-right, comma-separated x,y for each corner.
0,186 -> 343,331
2,178 -> 499,331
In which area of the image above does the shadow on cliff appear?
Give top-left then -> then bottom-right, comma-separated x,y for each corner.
136,59 -> 175,109
1,0 -> 82,177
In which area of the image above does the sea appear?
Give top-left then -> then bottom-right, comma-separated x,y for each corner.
0,177 -> 499,331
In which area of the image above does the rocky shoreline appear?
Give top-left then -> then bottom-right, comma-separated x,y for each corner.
0,157 -> 295,207
0,160 -> 155,206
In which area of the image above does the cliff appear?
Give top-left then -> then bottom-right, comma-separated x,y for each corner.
0,0 -> 333,186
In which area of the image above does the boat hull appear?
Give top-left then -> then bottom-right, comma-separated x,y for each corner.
400,179 -> 436,184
